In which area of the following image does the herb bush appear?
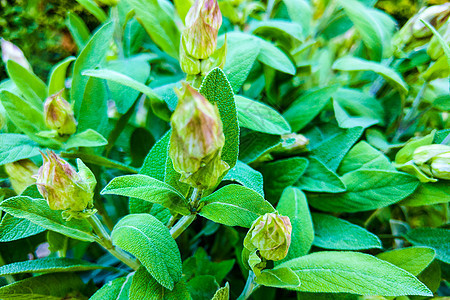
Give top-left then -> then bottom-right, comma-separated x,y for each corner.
0,0 -> 449,299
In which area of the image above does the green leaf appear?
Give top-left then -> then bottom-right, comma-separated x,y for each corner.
223,161 -> 264,197
404,228 -> 450,264
130,267 -> 191,300
111,214 -> 182,290
90,274 -> 134,300
221,33 -> 259,92
81,68 -> 169,120
421,19 -> 450,67
306,125 -> 365,171
311,213 -> 382,250
276,187 -> 314,261
211,283 -> 229,300
376,247 -> 436,276
183,248 -> 234,284
127,0 -> 180,59
130,132 -> 170,214
64,129 -> 108,150
0,91 -> 55,147
65,12 -> 90,50
338,0 -> 395,60
333,56 -> 408,94
199,184 -> 275,228
199,68 -> 239,170
278,252 -> 432,296
0,196 -> 94,242
333,100 -> 379,129
71,22 -> 114,116
187,275 -> 219,300
251,20 -> 304,42
296,157 -> 346,193
47,56 -> 76,96
258,36 -> 296,75
400,181 -> 450,206
0,134 -> 41,165
102,175 -> 189,215
0,257 -> 115,276
307,170 -> 419,212
239,130 -> 281,164
283,85 -> 338,132
77,77 -> 109,136
6,60 -> 47,108
256,267 -> 301,288
0,213 -> 45,242
338,141 -> 395,175
75,0 -> 107,22
235,95 -> 291,135
283,0 -> 311,36
258,157 -> 308,202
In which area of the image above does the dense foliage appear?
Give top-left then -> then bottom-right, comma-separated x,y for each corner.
0,0 -> 449,299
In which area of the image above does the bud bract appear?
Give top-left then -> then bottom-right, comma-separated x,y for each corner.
169,83 -> 229,189
182,0 -> 222,60
200,39 -> 227,75
0,38 -> 32,71
4,159 -> 39,194
244,212 -> 292,261
180,38 -> 201,75
43,91 -> 77,136
35,152 -> 95,214
430,152 -> 450,180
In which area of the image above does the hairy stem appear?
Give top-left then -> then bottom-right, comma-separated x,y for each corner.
237,271 -> 259,300
169,188 -> 202,238
88,215 -> 140,270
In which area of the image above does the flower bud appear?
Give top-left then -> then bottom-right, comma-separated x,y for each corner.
413,144 -> 450,180
180,38 -> 201,75
4,159 -> 39,194
169,83 -> 229,189
182,0 -> 222,60
43,91 -> 77,136
0,38 -> 32,71
413,144 -> 450,165
200,39 -> 227,76
430,152 -> 450,180
35,151 -> 95,213
277,133 -> 309,154
244,212 -> 292,261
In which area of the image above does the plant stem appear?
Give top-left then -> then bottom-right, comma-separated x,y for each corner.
88,215 -> 140,271
166,213 -> 179,228
170,214 -> 196,239
237,271 -> 259,300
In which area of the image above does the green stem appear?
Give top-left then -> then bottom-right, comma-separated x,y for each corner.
237,271 -> 259,300
88,215 -> 140,270
166,214 -> 179,228
170,214 -> 196,239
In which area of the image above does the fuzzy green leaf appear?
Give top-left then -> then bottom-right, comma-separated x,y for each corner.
296,157 -> 346,193
0,134 -> 41,165
404,228 -> 450,264
223,161 -> 264,197
376,247 -> 436,276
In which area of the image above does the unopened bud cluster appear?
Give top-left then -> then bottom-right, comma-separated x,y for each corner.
169,83 -> 229,189
413,144 -> 450,180
43,91 -> 77,136
180,0 -> 226,76
35,151 -> 96,219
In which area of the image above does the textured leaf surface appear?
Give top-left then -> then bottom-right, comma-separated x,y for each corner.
111,214 -> 182,290
102,174 -> 189,215
223,161 -> 264,196
404,228 -> 450,264
199,184 -> 275,228
235,95 -> 290,135
89,274 -> 133,300
308,170 -> 419,212
211,283 -> 229,300
64,129 -> 108,150
0,257 -> 113,276
312,213 -> 382,250
200,68 -> 239,169
0,196 -> 94,242
376,247 -> 436,276
47,56 -> 76,95
400,182 -> 450,206
277,187 -> 313,261
278,252 -> 432,296
259,157 -> 308,202
255,267 -> 300,288
129,267 -> 191,300
0,214 -> 45,242
296,157 -> 346,193
239,131 -> 281,164
0,134 -> 41,165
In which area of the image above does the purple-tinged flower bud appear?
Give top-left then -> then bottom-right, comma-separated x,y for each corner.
35,151 -> 95,213
4,159 -> 39,194
200,39 -> 227,75
44,90 -> 77,136
182,0 -> 223,60
244,212 -> 292,261
180,38 -> 201,75
169,83 -> 229,189
0,38 -> 32,71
